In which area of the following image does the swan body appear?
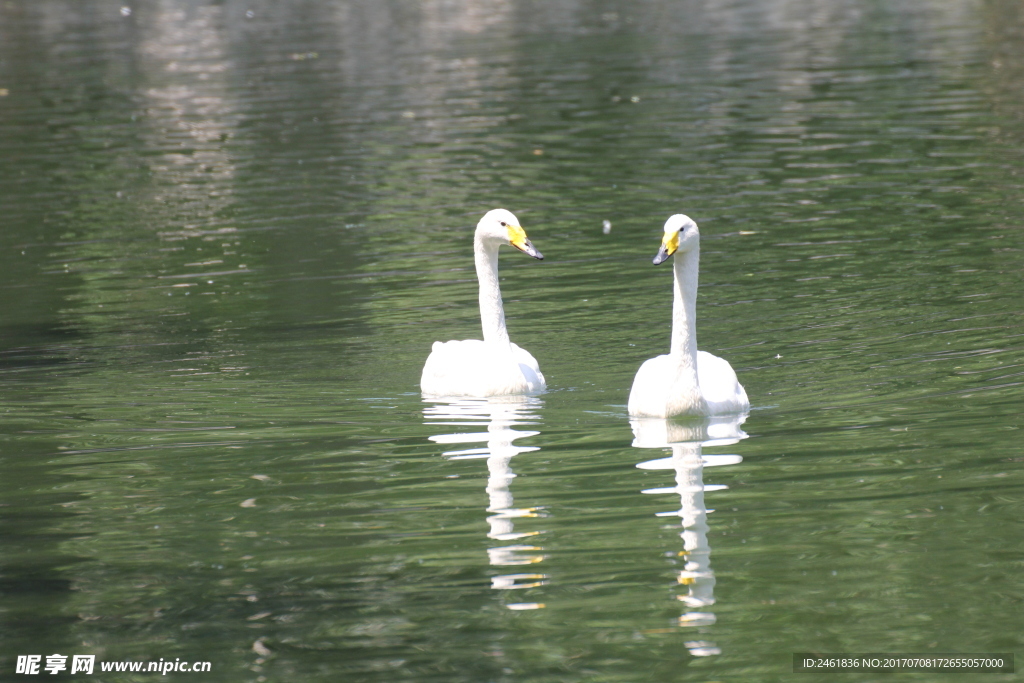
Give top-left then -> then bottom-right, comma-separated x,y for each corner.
628,214 -> 749,418
421,209 -> 546,397
421,339 -> 544,397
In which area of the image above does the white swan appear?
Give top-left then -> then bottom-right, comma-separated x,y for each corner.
421,209 -> 546,397
627,215 -> 749,418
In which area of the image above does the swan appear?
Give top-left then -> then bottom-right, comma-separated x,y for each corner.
627,214 -> 749,418
420,209 -> 546,397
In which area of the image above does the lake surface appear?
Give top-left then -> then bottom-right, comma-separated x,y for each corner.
2,0 -> 1023,680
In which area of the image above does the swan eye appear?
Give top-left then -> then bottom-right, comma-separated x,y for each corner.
500,221 -> 507,227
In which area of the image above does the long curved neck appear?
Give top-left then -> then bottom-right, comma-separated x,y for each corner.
670,247 -> 700,374
475,236 -> 511,347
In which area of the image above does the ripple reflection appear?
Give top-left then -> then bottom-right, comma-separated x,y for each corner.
631,415 -> 748,656
424,397 -> 547,610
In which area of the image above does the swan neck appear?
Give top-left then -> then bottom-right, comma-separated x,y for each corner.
475,237 -> 510,348
670,247 -> 700,368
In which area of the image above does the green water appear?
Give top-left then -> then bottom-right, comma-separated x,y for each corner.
3,1 -> 1024,681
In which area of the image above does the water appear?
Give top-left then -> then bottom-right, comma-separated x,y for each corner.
2,0 -> 1023,680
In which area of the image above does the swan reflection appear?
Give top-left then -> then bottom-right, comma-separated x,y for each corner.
425,396 -> 547,609
631,415 -> 747,656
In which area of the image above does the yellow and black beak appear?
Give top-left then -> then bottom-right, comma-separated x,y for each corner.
508,224 -> 544,260
653,230 -> 679,265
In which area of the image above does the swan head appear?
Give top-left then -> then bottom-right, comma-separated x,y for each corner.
476,209 -> 543,259
652,214 -> 699,265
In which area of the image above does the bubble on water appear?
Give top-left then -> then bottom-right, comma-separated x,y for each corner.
602,219 -> 612,234
245,10 -> 255,18
120,6 -> 131,16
